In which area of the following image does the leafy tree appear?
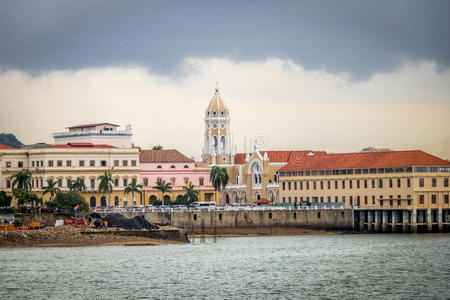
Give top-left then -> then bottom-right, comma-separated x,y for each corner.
11,170 -> 32,190
125,178 -> 143,206
182,182 -> 199,205
47,191 -> 89,213
97,171 -> 113,206
153,180 -> 172,206
68,177 -> 86,192
42,179 -> 61,201
152,145 -> 163,150
210,166 -> 229,204
0,191 -> 12,207
12,188 -> 31,206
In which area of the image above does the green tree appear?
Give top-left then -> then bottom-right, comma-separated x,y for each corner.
210,166 -> 229,204
182,182 -> 199,205
42,179 -> 61,201
152,145 -> 163,150
12,188 -> 31,206
68,177 -> 86,192
124,178 -> 143,206
11,170 -> 32,190
97,171 -> 113,206
48,191 -> 89,213
0,191 -> 12,207
153,180 -> 172,206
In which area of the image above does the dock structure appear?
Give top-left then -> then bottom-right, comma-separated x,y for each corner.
355,208 -> 450,233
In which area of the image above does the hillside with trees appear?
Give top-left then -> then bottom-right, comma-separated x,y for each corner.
0,133 -> 23,148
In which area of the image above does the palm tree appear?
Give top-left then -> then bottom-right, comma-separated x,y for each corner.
183,182 -> 199,205
125,178 -> 143,206
68,177 -> 86,192
97,171 -> 113,206
42,179 -> 61,201
153,180 -> 172,206
11,170 -> 32,191
210,166 -> 229,204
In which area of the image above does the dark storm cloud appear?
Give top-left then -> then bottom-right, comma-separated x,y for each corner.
0,0 -> 449,78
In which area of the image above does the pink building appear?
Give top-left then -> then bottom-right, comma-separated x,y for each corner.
139,149 -> 216,204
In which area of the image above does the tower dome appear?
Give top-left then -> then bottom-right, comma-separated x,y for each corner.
202,83 -> 232,165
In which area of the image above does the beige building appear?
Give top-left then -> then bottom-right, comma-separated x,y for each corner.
278,150 -> 450,232
0,143 -> 141,207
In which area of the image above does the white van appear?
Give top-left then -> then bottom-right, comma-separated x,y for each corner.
191,201 -> 216,210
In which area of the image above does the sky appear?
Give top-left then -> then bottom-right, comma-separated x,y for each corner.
0,0 -> 449,159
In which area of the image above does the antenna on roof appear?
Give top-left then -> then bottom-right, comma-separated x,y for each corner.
215,81 -> 220,94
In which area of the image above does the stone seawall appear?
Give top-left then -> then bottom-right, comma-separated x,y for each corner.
120,209 -> 354,233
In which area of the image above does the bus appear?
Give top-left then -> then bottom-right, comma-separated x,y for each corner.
191,202 -> 216,210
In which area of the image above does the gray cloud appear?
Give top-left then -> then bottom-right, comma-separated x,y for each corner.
0,0 -> 449,79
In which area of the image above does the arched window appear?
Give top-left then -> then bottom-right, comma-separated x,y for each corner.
207,111 -> 210,117
220,136 -> 225,151
236,174 -> 239,184
184,165 -> 189,169
213,111 -> 217,117
233,194 -> 239,203
170,165 -> 176,169
157,165 -> 162,169
256,194 -> 261,200
213,136 -> 218,151
149,195 -> 157,204
101,196 -> 107,207
90,196 -> 96,207
221,111 -> 224,116
114,196 -> 119,206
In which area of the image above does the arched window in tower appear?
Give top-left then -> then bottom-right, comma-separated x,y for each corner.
236,174 -> 239,184
221,110 -> 224,116
213,110 -> 217,117
252,163 -> 262,185
213,136 -> 218,151
220,136 -> 226,152
274,171 -> 279,183
207,111 -> 210,117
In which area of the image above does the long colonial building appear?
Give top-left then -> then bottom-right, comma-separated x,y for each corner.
278,150 -> 450,231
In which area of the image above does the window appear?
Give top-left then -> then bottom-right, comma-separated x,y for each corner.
349,180 -> 352,189
32,161 -> 35,167
444,194 -> 449,204
6,180 -> 11,188
335,196 -> 338,202
47,160 -> 53,167
342,196 -> 346,204
143,178 -> 148,186
123,179 -> 128,186
91,179 -> 95,188
407,178 -> 411,188
199,178 -> 204,186
419,195 -> 424,204
79,160 -> 85,167
184,165 -> 189,169
389,179 -> 393,188
6,161 -> 11,168
397,178 -> 401,188
320,181 -> 324,190
101,160 -> 107,167
157,165 -> 162,169
364,180 -> 367,189
90,160 -> 95,166
57,160 -> 62,167
114,179 -> 119,187
122,160 -> 128,167
378,179 -> 383,188
357,180 -> 360,189
58,179 -> 62,187
300,181 -> 303,190
327,196 -> 331,202
306,181 -> 310,190
342,180 -> 345,189
444,178 -> 449,187
431,194 -> 436,204
66,160 -> 72,167
364,196 -> 368,205
371,179 -> 375,188
131,160 -> 137,167
327,181 -> 331,189
294,181 -> 297,190
432,178 -> 437,187
170,165 -> 176,169
419,178 -> 424,187
313,181 -> 316,190
282,182 -> 285,190
114,160 -> 119,167
372,196 -> 375,205
18,161 -> 23,168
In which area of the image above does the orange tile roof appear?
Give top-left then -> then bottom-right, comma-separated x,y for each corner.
233,150 -> 326,165
140,149 -> 194,163
0,144 -> 14,149
281,150 -> 450,171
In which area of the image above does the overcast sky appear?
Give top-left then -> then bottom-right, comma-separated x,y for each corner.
0,0 -> 449,159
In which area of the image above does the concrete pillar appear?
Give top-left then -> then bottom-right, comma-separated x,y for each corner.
411,209 -> 417,233
427,209 -> 432,232
374,210 -> 380,232
402,210 -> 408,233
359,211 -> 365,232
382,210 -> 388,232
438,208 -> 443,232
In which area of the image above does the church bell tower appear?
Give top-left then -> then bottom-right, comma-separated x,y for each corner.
202,83 -> 232,165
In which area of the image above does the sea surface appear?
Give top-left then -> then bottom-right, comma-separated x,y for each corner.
1,234 -> 449,299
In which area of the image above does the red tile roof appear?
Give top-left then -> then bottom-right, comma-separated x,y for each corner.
47,143 -> 116,148
140,149 -> 194,163
234,150 -> 326,165
67,123 -> 119,129
0,144 -> 14,149
281,150 -> 450,171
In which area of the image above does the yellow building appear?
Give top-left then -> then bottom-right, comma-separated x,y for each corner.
0,143 -> 141,207
278,150 -> 450,232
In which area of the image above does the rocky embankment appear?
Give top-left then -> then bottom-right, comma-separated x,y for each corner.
0,226 -> 186,248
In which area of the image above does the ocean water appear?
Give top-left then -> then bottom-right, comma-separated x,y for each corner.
1,234 -> 449,299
